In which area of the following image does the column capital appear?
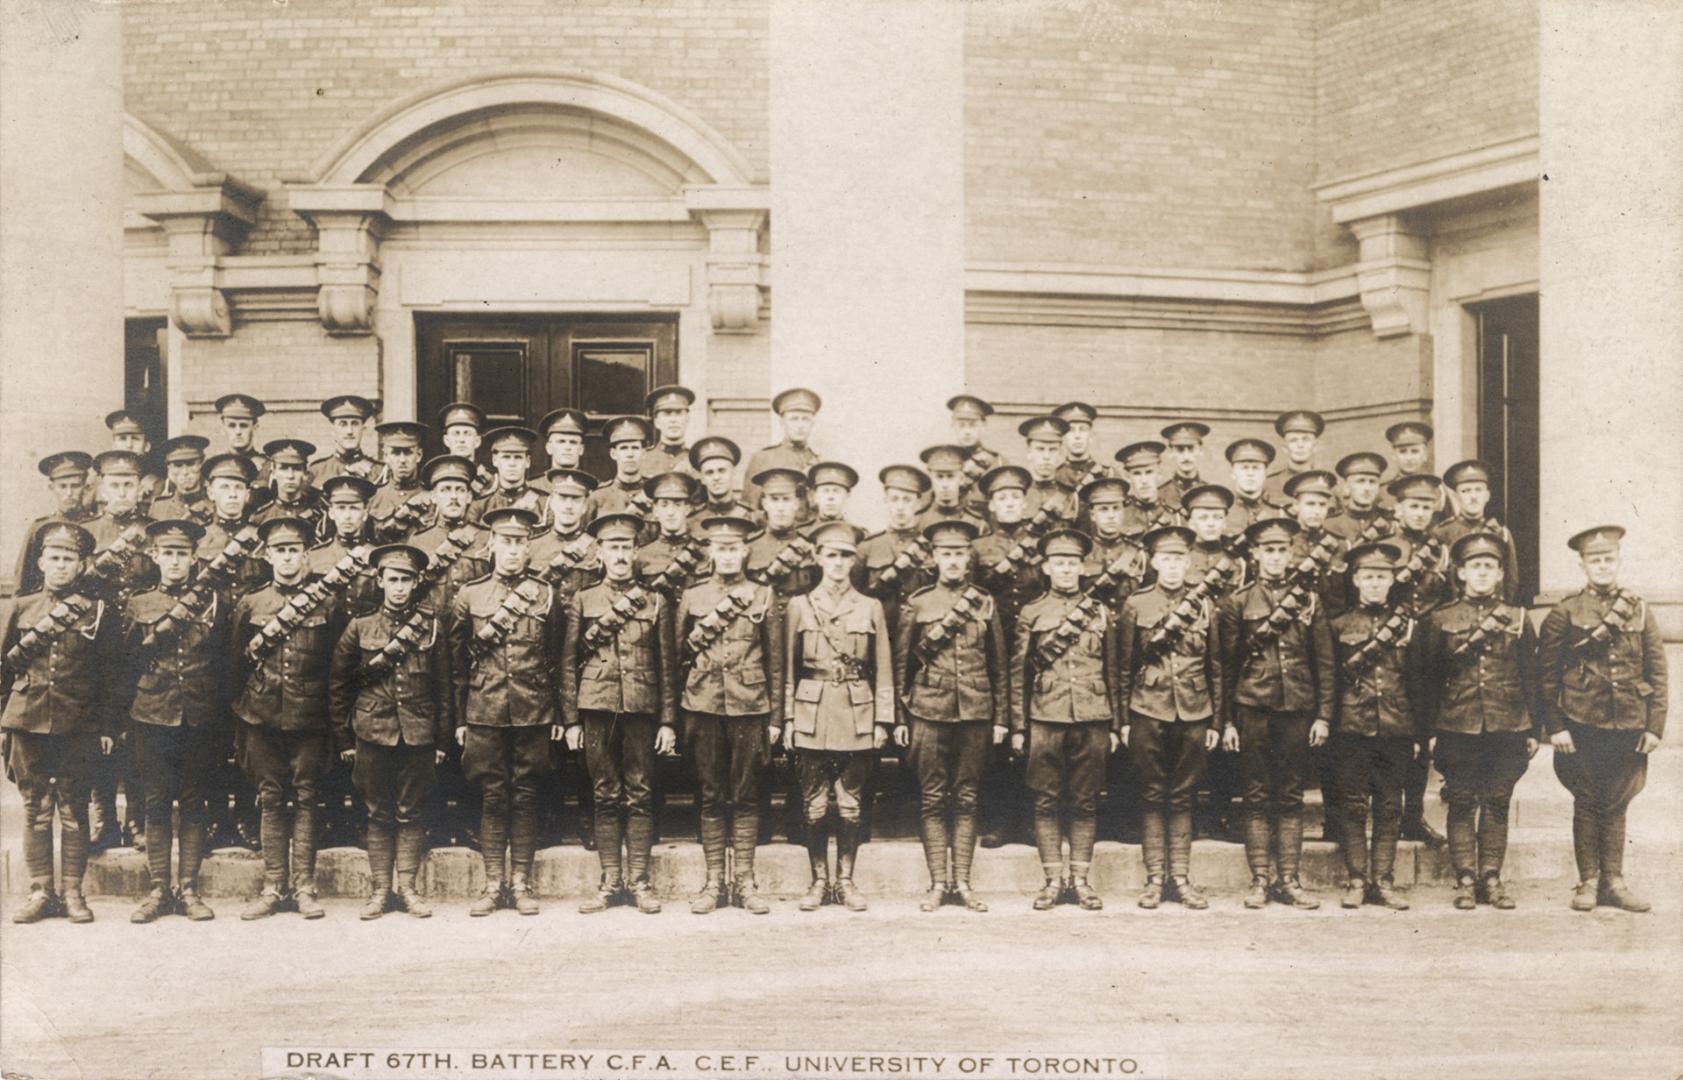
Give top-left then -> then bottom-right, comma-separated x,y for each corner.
689,193 -> 768,335
135,175 -> 265,338
287,184 -> 394,336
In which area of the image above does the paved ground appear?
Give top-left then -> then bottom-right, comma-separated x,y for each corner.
2,881 -> 1679,1080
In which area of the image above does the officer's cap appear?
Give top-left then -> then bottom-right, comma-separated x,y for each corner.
483,506 -> 540,538
257,517 -> 313,546
371,543 -> 428,577
1443,459 -> 1493,490
1336,451 -> 1387,479
1274,410 -> 1326,437
1226,438 -> 1276,466
772,388 -> 822,416
545,468 -> 599,498
1386,420 -> 1434,447
808,461 -> 858,490
1142,525 -> 1195,554
1182,483 -> 1235,512
438,401 -> 486,431
145,519 -> 205,548
1017,415 -> 1069,444
879,464 -> 931,495
1115,440 -> 1166,472
1053,401 -> 1098,425
202,453 -> 257,485
422,455 -> 475,488
94,450 -> 143,477
322,474 -> 376,504
1080,476 -> 1130,506
215,393 -> 265,420
978,464 -> 1031,496
1161,421 -> 1211,446
1387,473 -> 1442,502
946,394 -> 993,420
537,408 -> 588,438
1039,527 -> 1093,559
1567,524 -> 1625,555
375,421 -> 426,448
922,519 -> 980,547
809,521 -> 860,553
263,439 -> 317,467
644,384 -> 696,415
1346,541 -> 1403,573
1283,469 -> 1339,500
321,394 -> 377,421
752,467 -> 806,497
644,472 -> 699,502
700,515 -> 756,543
587,512 -> 643,543
38,450 -> 93,481
482,426 -> 538,455
919,444 -> 967,471
1451,532 -> 1507,565
604,415 -> 654,448
104,409 -> 147,437
38,521 -> 94,556
161,434 -> 210,464
1245,517 -> 1300,548
689,435 -> 742,470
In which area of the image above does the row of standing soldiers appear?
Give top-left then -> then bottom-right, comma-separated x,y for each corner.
3,388 -> 1666,921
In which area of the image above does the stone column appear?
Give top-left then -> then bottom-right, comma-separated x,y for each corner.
768,0 -> 965,528
0,0 -> 126,583
1537,0 -> 1683,603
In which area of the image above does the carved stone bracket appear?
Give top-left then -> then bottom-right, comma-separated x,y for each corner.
688,188 -> 768,334
1347,214 -> 1431,339
287,184 -> 393,336
135,175 -> 265,337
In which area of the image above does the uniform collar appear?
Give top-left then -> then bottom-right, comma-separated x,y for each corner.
337,448 -> 365,463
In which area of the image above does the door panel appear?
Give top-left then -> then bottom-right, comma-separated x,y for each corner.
1472,294 -> 1539,602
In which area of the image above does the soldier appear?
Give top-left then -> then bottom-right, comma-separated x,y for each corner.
329,544 -> 452,920
1263,410 -> 1329,510
1325,451 -> 1394,547
2,521 -> 118,924
1117,525 -> 1230,910
1418,532 -> 1539,910
97,409 -> 164,513
688,436 -> 756,536
592,415 -> 656,522
469,426 -> 548,524
254,439 -> 328,539
678,515 -> 784,914
859,464 -> 936,631
121,520 -> 229,923
1386,473 -> 1453,848
537,407 -> 590,473
894,519 -> 1008,912
1285,470 -> 1347,615
638,472 -> 708,588
368,421 -> 431,540
801,461 -> 859,538
1180,483 -> 1248,842
230,517 -> 351,920
1010,528 -> 1121,912
215,392 -> 270,488
642,384 -> 698,478
150,435 -> 213,524
449,507 -> 565,917
916,445 -> 988,533
1158,421 -> 1213,511
15,451 -> 98,596
563,513 -> 680,915
742,387 -> 821,512
310,475 -> 379,613
310,394 -> 380,485
1223,438 -> 1286,539
1382,420 -> 1457,520
1218,517 -> 1335,911
1539,525 -> 1667,913
946,394 -> 1007,515
439,401 -> 496,498
783,521 -> 894,912
1115,441 -> 1181,537
1433,460 -> 1521,602
1052,401 -> 1115,490
1018,415 -> 1076,522
1329,541 -> 1427,910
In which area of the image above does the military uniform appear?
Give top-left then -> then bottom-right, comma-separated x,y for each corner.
252,434 -> 329,542
440,402 -> 498,500
1223,437 -> 1287,541
1418,532 -> 1539,907
229,518 -> 351,918
88,410 -> 165,515
1118,527 -> 1227,909
15,449 -> 99,595
894,520 -> 1008,912
915,501 -> 987,534
1217,518 -> 1335,907
747,522 -> 820,599
369,479 -> 431,542
1538,526 -> 1668,913
635,528 -> 707,587
641,384 -> 698,479
591,476 -> 651,521
1017,414 -> 1078,523
1,523 -> 118,923
742,387 -> 822,514
308,394 -> 381,487
448,507 -> 566,915
1157,421 -> 1212,512
469,426 -> 549,526
678,516 -> 784,913
329,545 -> 452,919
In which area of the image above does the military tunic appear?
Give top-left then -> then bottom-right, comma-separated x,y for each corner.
679,576 -> 785,822
1118,583 -> 1225,811
858,524 -> 934,630
741,440 -> 819,511
1432,515 -> 1521,602
368,478 -> 434,542
1010,589 -> 1121,819
308,448 -> 380,487
468,483 -> 548,526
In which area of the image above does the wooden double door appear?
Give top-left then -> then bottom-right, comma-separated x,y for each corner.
416,314 -> 679,481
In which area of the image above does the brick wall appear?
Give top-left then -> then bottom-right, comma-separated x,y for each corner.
178,318 -> 381,446
964,0 -> 1317,272
123,0 -> 770,254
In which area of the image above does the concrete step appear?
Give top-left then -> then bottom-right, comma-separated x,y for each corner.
10,830 -> 1678,901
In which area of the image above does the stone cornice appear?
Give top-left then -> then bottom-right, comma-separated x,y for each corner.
1314,134 -> 1541,225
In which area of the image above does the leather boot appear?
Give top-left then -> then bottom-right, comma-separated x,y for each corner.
1600,821 -> 1650,913
1370,878 -> 1409,910
469,884 -> 502,917
1570,878 -> 1599,912
293,883 -> 326,919
241,887 -> 287,920
1602,878 -> 1652,913
1453,873 -> 1478,910
1139,810 -> 1168,882
1069,874 -> 1103,911
586,811 -> 623,911
61,884 -> 94,924
690,875 -> 726,915
1033,877 -> 1063,911
626,816 -> 661,912
363,824 -> 394,920
1244,876 -> 1270,909
1481,872 -> 1514,911
1400,813 -> 1447,848
951,813 -> 986,910
729,814 -> 763,910
510,873 -> 540,916
833,820 -> 867,912
12,886 -> 58,924
1171,876 -> 1208,910
735,874 -> 770,915
917,812 -> 950,910
394,823 -> 430,916
1274,876 -> 1319,910
360,890 -> 390,920
798,821 -> 829,911
131,886 -> 172,923
1570,806 -> 1600,887
1138,877 -> 1164,910
177,884 -> 215,922
1341,878 -> 1366,909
